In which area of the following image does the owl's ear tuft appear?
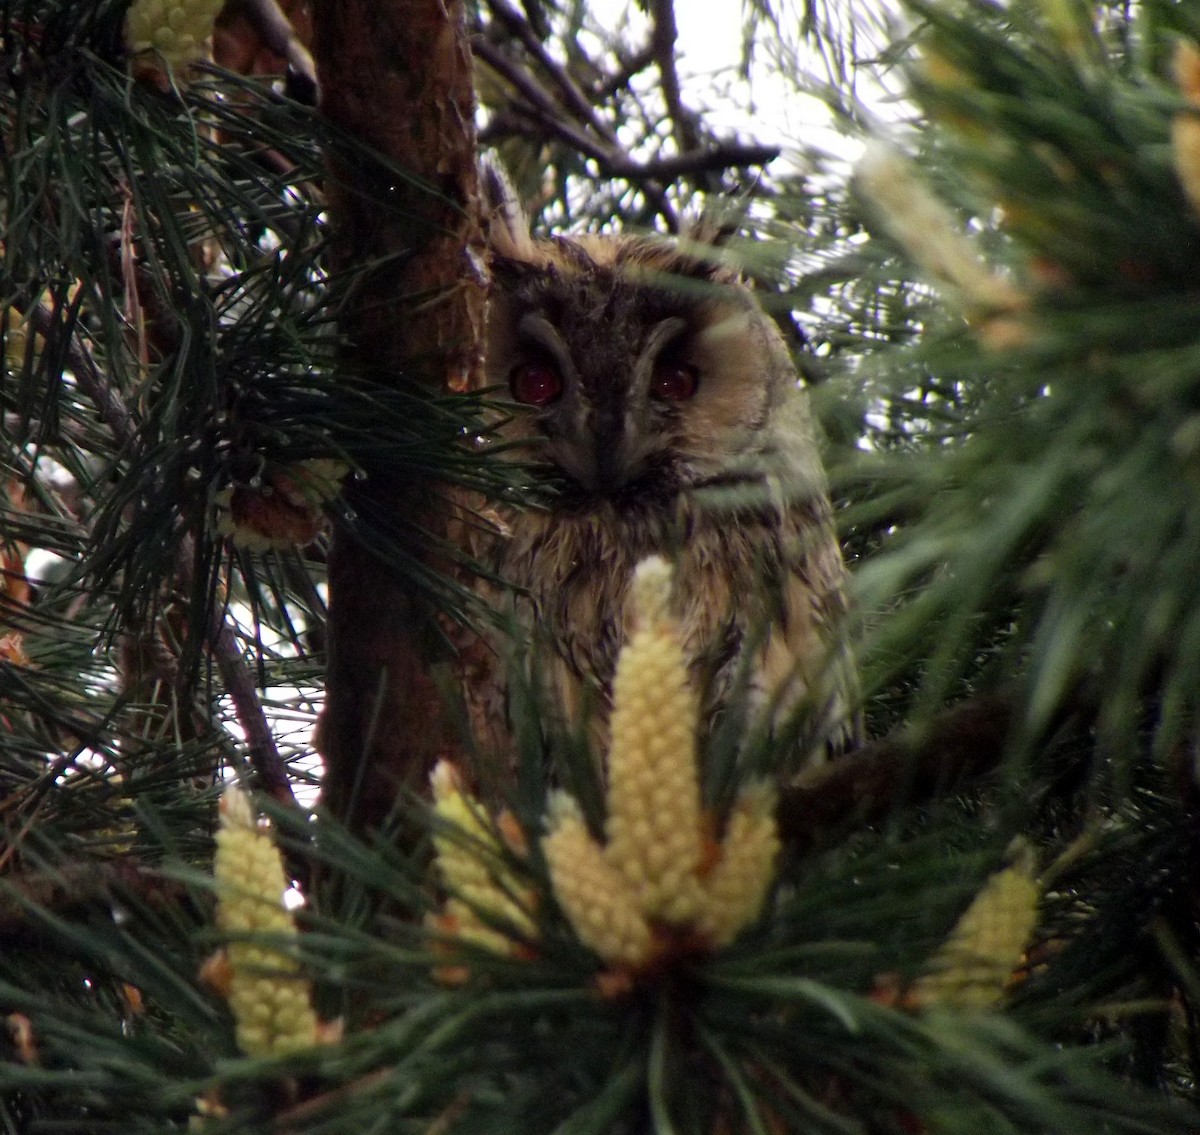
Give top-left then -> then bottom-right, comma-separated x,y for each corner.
676,196 -> 750,283
666,232 -> 743,286
686,213 -> 739,252
481,158 -> 538,263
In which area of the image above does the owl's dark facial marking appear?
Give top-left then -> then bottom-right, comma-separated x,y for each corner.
493,272 -> 706,499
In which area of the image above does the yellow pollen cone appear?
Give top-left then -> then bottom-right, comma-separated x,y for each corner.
125,0 -> 225,68
213,786 -> 318,1057
912,848 -> 1040,1012
541,557 -> 783,969
696,785 -> 780,948
543,794 -> 654,968
428,761 -> 536,956
603,556 -> 704,922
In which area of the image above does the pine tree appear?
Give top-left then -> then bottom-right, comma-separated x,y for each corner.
2,1 -> 1200,1132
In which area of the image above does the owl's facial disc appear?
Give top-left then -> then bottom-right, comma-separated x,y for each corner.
508,311 -> 698,498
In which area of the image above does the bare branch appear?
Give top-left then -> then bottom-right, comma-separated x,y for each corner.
483,0 -> 618,147
594,43 -> 655,101
473,19 -> 773,232
472,39 -> 685,229
208,603 -> 299,809
604,143 -> 779,181
648,0 -> 700,155
472,36 -> 616,164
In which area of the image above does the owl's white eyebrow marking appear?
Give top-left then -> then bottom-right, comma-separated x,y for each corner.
643,316 -> 689,359
627,317 -> 691,403
516,312 -> 566,352
516,312 -> 574,373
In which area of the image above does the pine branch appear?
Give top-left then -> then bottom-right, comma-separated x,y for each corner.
779,692 -> 1016,849
25,302 -> 300,812
0,860 -> 186,943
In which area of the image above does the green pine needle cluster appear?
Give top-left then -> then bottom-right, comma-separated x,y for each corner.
3,0 -> 1200,1132
852,0 -> 1200,773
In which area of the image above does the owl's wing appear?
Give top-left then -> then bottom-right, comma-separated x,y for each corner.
755,504 -> 861,764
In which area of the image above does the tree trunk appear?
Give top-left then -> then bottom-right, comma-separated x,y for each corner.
311,0 -> 486,830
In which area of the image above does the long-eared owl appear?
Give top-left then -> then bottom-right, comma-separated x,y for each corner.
477,167 -> 860,767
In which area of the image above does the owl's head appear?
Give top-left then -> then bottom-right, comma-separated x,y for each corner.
482,167 -> 801,504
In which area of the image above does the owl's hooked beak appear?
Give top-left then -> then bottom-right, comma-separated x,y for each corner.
549,403 -> 657,497
593,434 -> 645,494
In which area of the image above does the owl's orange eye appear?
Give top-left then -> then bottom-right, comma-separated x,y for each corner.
652,362 -> 699,401
510,362 -> 564,406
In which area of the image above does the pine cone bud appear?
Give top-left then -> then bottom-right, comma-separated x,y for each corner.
696,784 -> 780,947
604,557 -> 704,922
214,460 -> 347,552
543,794 -> 654,968
125,0 -> 226,69
213,786 -> 318,1057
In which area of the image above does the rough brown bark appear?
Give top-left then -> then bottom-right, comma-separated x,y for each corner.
311,0 -> 486,830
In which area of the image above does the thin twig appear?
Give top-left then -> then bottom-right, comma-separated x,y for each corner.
604,143 -> 779,181
594,44 -> 656,101
472,32 -> 686,230
484,0 -> 619,146
473,28 -> 769,229
472,36 -> 616,164
480,103 -> 604,163
207,581 -> 299,809
27,302 -> 300,812
479,105 -> 681,229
